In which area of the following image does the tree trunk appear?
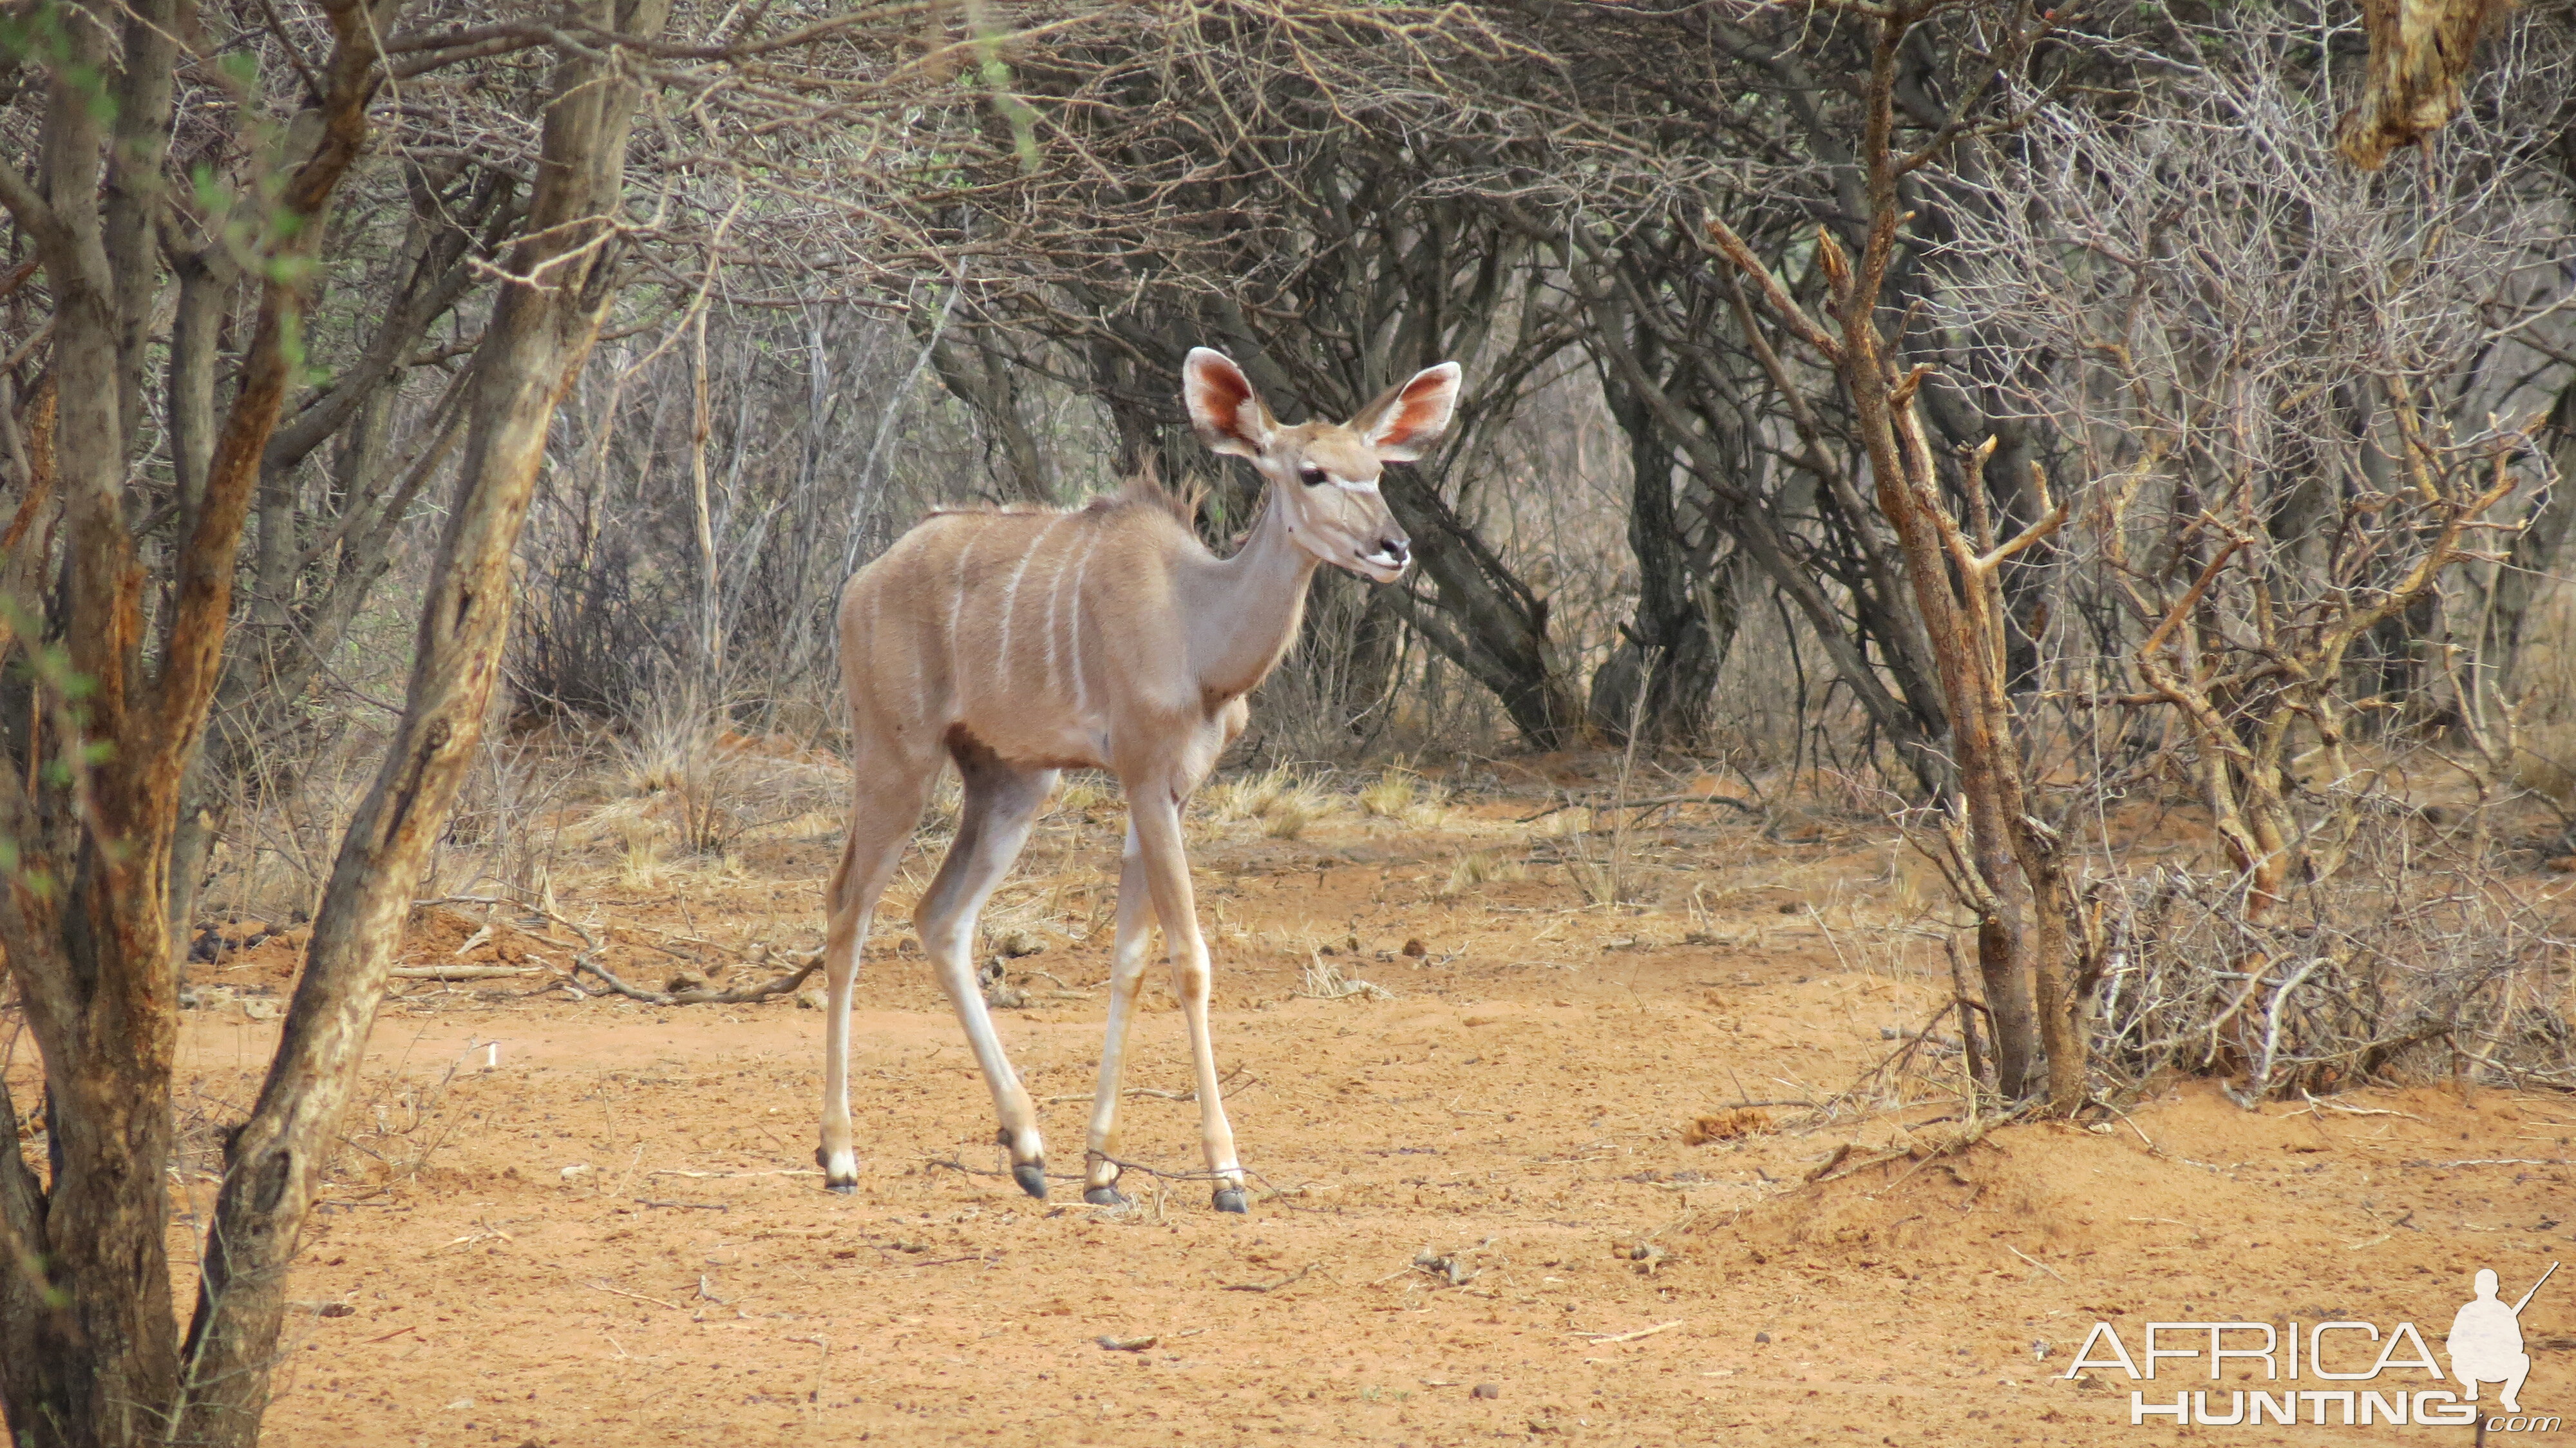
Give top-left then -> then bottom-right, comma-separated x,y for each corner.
1700,0 -> 2081,1108
1377,463 -> 1582,750
1593,350 -> 1726,745
0,3 -> 393,1441
2338,0 -> 2509,168
174,7 -> 670,1438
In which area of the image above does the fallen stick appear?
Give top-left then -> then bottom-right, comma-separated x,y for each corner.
1515,793 -> 1761,824
1223,1262 -> 1318,1294
634,1197 -> 729,1212
390,965 -> 542,980
574,950 -> 821,1006
645,1168 -> 824,1179
589,1281 -> 685,1311
413,893 -> 600,949
2005,1244 -> 2065,1282
1574,1320 -> 1685,1344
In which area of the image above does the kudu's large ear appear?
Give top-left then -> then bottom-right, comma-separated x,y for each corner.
1184,348 -> 1276,461
1350,361 -> 1461,463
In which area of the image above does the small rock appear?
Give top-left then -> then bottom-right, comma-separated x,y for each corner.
560,1163 -> 592,1180
1472,1383 -> 1500,1400
241,998 -> 279,1022
1413,1248 -> 1479,1287
1776,902 -> 1799,915
1401,938 -> 1427,957
1096,1335 -> 1157,1352
319,1302 -> 355,1319
995,930 -> 1045,958
665,971 -> 707,993
1754,1331 -> 1771,1344
976,958 -> 1026,1007
796,989 -> 828,1011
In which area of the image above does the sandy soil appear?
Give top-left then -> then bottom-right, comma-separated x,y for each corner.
24,768 -> 2576,1445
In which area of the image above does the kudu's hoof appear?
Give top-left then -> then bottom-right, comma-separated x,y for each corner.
1083,1185 -> 1129,1207
1012,1161 -> 1050,1200
1212,1186 -> 1250,1214
817,1145 -> 857,1194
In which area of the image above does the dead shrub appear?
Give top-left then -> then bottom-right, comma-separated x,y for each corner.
2085,823 -> 2576,1100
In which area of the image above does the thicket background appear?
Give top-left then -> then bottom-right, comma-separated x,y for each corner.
8,3 -> 2576,1438
1,0 -> 2570,1072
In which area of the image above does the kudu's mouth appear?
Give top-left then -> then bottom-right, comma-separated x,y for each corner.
1352,535 -> 1410,581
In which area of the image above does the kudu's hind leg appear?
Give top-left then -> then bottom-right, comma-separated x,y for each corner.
917,747 -> 1059,1198
819,772 -> 932,1192
1082,827 -> 1159,1205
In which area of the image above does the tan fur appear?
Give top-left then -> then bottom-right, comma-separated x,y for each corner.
811,348 -> 1460,1210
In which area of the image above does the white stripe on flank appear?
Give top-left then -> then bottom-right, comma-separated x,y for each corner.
905,584 -> 923,725
1039,549 -> 1059,698
1066,528 -> 1102,720
1041,517 -> 1077,698
947,524 -> 979,712
997,514 -> 1066,691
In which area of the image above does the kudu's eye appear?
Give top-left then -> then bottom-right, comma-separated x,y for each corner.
1298,466 -> 1328,488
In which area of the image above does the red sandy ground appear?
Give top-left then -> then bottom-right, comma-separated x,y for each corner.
25,780 -> 2576,1445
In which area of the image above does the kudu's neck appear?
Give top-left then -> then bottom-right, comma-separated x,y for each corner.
1184,487 -> 1321,706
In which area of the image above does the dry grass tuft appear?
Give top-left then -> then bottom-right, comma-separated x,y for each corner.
1356,767 -> 1419,817
1202,764 -> 1295,823
1443,850 -> 1526,895
1201,765 -> 1333,839
1296,953 -> 1392,1001
1358,765 -> 1448,828
1262,792 -> 1324,840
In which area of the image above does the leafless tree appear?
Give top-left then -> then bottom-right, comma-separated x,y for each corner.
2,2 -> 1096,1441
1935,0 -> 2571,908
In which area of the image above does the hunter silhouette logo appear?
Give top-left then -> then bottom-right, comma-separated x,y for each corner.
2066,1261 -> 2559,1429
2452,1263 -> 2553,1415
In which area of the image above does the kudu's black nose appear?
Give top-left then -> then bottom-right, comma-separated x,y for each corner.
1381,538 -> 1409,565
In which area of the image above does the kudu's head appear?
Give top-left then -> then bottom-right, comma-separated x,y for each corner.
1182,347 -> 1459,584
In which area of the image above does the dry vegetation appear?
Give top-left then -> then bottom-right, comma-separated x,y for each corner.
7,0 -> 2576,1441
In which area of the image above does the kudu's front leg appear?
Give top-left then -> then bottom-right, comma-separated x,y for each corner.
1083,825 -> 1159,1205
1126,786 -> 1247,1212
